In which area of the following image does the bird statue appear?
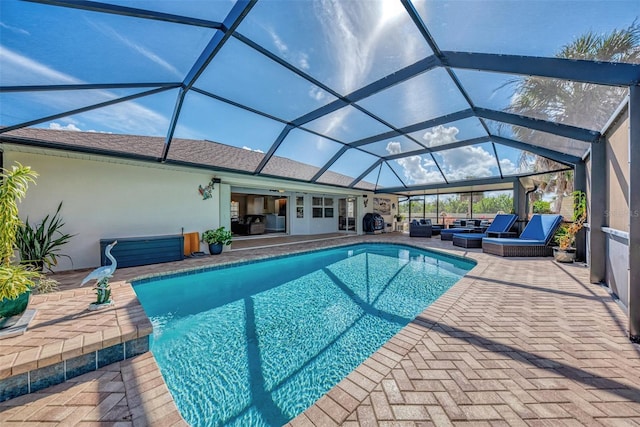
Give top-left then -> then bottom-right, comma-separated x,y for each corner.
81,240 -> 118,305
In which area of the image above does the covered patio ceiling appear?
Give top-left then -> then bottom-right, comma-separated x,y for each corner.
1,0 -> 639,195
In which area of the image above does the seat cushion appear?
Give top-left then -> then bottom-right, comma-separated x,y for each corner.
482,238 -> 546,245
452,232 -> 485,240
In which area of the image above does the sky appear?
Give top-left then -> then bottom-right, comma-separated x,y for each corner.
0,0 -> 635,189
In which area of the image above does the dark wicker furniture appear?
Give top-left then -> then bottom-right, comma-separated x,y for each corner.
481,214 -> 563,257
409,219 -> 432,237
452,234 -> 483,248
451,214 -> 518,249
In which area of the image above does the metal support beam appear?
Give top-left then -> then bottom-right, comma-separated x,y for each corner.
0,82 -> 180,93
310,146 -> 348,182
162,0 -> 255,162
383,136 -> 490,160
513,178 -> 526,224
254,125 -> 295,174
161,88 -> 187,161
0,86 -> 178,134
26,0 -> 222,28
349,109 -> 474,148
574,161 -> 587,262
475,108 -> 601,143
490,136 -> 580,166
349,159 -> 382,188
629,86 -> 640,341
381,135 -> 579,168
443,51 -> 640,87
588,141 -> 606,284
379,176 -> 518,194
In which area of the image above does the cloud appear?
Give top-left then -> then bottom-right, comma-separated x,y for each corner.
242,146 -> 264,153
48,122 -> 111,133
422,125 -> 459,147
0,45 -> 80,85
298,53 -> 310,70
437,145 -> 498,180
500,158 -> 517,175
308,86 -> 326,101
387,124 -> 499,181
0,22 -> 30,36
267,26 -> 310,71
386,141 -> 443,184
386,141 -> 403,155
49,122 -> 81,131
268,28 -> 289,56
86,19 -> 182,79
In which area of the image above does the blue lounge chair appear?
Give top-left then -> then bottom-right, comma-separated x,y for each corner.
452,214 -> 518,248
482,214 -> 563,257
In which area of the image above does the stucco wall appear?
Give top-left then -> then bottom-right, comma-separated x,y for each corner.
5,150 -> 219,271
603,107 -> 630,306
4,145 -> 397,271
606,110 -> 630,232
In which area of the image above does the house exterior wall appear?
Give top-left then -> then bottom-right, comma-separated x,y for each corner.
4,149 -> 218,272
4,146 -> 391,271
606,111 -> 630,233
604,108 -> 630,306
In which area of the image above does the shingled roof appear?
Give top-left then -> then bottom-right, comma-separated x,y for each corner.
0,127 -> 377,191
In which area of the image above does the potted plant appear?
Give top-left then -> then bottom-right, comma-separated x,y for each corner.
0,163 -> 40,329
553,190 -> 587,263
202,227 -> 233,255
15,201 -> 74,272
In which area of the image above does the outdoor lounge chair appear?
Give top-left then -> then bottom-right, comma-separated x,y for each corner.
452,214 -> 518,248
440,219 -> 483,241
481,214 -> 563,257
409,219 -> 432,237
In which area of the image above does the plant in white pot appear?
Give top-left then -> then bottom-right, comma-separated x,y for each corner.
202,227 -> 232,255
0,163 -> 41,330
553,190 -> 586,263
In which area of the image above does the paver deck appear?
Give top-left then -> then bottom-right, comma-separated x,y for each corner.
1,233 -> 639,425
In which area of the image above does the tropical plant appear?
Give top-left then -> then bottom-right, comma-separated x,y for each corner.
555,191 -> 587,250
33,277 -> 60,294
202,227 -> 233,246
0,163 -> 40,301
508,21 -> 640,212
532,200 -> 552,214
16,201 -> 74,272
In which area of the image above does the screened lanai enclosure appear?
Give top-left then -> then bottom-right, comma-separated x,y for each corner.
1,1 -> 640,337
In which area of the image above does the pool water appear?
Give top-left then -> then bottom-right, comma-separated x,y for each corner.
133,243 -> 474,426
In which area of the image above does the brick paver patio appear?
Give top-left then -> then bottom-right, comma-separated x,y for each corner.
1,233 -> 639,425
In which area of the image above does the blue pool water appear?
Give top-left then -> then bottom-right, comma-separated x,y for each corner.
133,243 -> 474,427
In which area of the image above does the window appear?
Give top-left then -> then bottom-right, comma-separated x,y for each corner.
312,196 -> 334,218
296,196 -> 304,218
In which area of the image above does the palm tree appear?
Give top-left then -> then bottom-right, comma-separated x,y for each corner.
508,21 -> 640,212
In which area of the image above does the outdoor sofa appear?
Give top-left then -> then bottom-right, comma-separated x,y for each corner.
409,219 -> 433,237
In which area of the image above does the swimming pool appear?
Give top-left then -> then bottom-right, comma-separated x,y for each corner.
133,243 -> 475,426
